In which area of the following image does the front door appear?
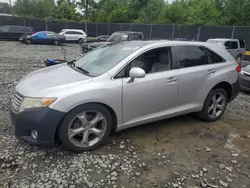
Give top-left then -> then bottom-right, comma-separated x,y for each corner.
121,46 -> 179,126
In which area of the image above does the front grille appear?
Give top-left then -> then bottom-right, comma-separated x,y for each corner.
11,92 -> 24,112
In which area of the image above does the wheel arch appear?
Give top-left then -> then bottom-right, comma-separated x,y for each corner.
54,102 -> 118,142
210,81 -> 232,101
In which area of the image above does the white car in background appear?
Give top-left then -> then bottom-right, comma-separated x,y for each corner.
59,29 -> 87,43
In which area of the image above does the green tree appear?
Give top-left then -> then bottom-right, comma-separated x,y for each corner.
13,0 -> 55,18
53,1 -> 77,20
0,2 -> 11,14
216,0 -> 250,25
158,2 -> 185,24
135,0 -> 165,24
185,0 -> 222,25
78,0 -> 97,20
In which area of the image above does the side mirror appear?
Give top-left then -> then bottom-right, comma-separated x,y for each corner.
129,67 -> 145,79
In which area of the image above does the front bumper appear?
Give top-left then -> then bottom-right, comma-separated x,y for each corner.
239,73 -> 250,91
10,106 -> 65,145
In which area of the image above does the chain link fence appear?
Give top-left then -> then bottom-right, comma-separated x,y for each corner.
1,16 -> 250,60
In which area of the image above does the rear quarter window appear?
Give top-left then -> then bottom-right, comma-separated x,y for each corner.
205,48 -> 225,64
239,40 -> 246,48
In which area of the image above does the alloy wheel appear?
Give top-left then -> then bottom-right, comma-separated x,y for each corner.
207,92 -> 226,119
68,111 -> 107,148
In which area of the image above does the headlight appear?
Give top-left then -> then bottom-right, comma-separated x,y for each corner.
19,97 -> 56,112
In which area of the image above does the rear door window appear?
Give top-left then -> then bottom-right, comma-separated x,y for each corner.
225,41 -> 238,49
65,31 -> 82,35
175,46 -> 209,68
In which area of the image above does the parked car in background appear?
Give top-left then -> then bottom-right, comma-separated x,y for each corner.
59,29 -> 87,43
239,65 -> 250,91
81,31 -> 144,53
19,31 -> 66,45
10,40 -> 240,152
206,38 -> 246,63
0,25 -> 35,40
96,35 -> 110,41
84,35 -> 110,43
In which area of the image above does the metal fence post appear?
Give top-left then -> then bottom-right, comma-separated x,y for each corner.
45,19 -> 48,31
23,17 -> 25,26
171,25 -> 175,39
85,22 -> 88,35
120,23 -> 122,31
231,26 -> 236,39
197,26 -> 201,41
108,24 -> 110,35
96,23 -> 98,37
150,24 -> 153,39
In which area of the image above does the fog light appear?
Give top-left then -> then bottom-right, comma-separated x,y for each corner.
31,130 -> 38,139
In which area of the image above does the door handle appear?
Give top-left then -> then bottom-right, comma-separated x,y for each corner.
166,77 -> 178,83
207,69 -> 216,74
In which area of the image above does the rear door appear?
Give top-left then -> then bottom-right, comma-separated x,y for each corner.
64,31 -> 79,41
174,45 -> 226,112
9,26 -> 24,39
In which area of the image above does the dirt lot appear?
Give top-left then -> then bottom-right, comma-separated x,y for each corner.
0,41 -> 250,188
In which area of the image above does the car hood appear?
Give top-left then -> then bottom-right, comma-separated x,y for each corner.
16,64 -> 93,97
242,65 -> 250,73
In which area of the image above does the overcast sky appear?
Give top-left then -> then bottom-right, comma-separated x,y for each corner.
1,0 -> 173,5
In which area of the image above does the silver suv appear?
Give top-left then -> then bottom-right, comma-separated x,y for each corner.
10,41 -> 240,152
207,38 -> 246,63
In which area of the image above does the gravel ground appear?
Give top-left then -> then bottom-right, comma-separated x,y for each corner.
0,41 -> 250,188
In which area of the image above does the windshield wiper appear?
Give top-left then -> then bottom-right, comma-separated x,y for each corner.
75,66 -> 89,75
67,59 -> 76,67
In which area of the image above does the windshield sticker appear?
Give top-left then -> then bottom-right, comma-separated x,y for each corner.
122,46 -> 140,51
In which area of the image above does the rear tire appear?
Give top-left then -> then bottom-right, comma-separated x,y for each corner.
59,104 -> 113,152
199,88 -> 228,122
77,38 -> 84,44
54,40 -> 59,46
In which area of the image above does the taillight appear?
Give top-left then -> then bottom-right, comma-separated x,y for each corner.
32,32 -> 36,35
236,61 -> 241,73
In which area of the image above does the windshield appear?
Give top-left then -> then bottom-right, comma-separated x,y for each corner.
74,42 -> 143,76
107,33 -> 129,42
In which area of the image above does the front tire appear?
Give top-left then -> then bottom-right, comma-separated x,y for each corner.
25,39 -> 31,44
199,88 -> 228,122
59,104 -> 113,152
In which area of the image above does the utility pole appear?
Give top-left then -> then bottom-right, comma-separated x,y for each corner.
9,0 -> 12,14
